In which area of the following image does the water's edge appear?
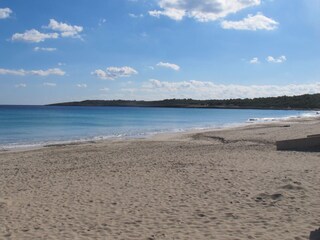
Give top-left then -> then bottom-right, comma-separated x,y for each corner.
1,111 -> 318,152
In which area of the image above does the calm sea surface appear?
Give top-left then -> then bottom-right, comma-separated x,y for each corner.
0,105 -> 315,149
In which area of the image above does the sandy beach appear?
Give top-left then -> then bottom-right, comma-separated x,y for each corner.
1,117 -> 320,240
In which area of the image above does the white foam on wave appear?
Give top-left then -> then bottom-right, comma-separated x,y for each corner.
246,111 -> 319,123
0,134 -> 121,151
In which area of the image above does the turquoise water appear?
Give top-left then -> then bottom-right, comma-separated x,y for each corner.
0,105 -> 315,149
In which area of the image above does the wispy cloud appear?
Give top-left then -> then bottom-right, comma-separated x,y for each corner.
92,66 -> 138,80
15,83 -> 27,88
221,13 -> 278,31
149,9 -> 184,21
100,87 -> 110,92
43,82 -> 57,87
129,13 -> 144,18
249,57 -> 260,64
0,69 -> 25,76
98,18 -> 107,26
0,68 -> 65,76
157,62 -> 180,71
137,79 -> 320,100
266,55 -> 287,63
76,84 -> 87,88
30,69 -> 65,76
34,47 -> 57,52
0,8 -> 12,19
149,0 -> 261,22
12,29 -> 59,43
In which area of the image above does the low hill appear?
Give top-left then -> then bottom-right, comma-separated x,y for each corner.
48,94 -> 320,110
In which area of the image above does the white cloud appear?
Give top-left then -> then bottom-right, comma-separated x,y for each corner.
149,0 -> 261,22
100,87 -> 110,92
0,8 -> 12,19
12,29 -> 59,43
46,19 -> 83,38
0,68 -> 65,76
92,69 -> 109,79
99,18 -> 107,26
146,79 -> 217,92
149,9 -> 185,20
157,62 -> 180,71
266,55 -> 287,63
221,13 -> 278,31
15,83 -> 27,88
43,82 -> 57,87
58,62 -> 66,66
34,47 -> 57,52
92,66 -> 138,80
76,84 -> 87,88
250,57 -> 260,64
11,19 -> 83,43
0,69 -> 25,76
140,79 -> 320,100
129,13 -> 144,18
30,68 -> 65,76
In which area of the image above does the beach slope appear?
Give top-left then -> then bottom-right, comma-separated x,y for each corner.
1,118 -> 320,239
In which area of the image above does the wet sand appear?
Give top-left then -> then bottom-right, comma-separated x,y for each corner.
1,118 -> 320,239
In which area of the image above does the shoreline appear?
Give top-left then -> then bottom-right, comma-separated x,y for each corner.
1,112 -> 318,153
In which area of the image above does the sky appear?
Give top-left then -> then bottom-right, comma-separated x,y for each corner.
0,0 -> 320,105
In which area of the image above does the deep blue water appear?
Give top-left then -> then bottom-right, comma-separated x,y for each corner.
0,105 -> 315,149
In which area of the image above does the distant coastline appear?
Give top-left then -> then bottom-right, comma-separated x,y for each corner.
48,93 -> 320,110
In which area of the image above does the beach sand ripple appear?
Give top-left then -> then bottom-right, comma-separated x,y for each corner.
1,119 -> 320,239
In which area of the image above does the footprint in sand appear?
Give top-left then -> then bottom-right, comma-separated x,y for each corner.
281,184 -> 304,191
255,193 -> 283,203
0,198 -> 11,209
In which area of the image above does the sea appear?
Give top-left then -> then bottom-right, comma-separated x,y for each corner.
0,105 -> 317,150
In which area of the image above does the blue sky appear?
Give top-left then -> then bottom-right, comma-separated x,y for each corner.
0,0 -> 319,104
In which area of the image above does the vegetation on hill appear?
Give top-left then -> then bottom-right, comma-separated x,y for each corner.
48,94 -> 320,110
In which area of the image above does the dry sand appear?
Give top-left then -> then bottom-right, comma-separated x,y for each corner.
1,118 -> 320,240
